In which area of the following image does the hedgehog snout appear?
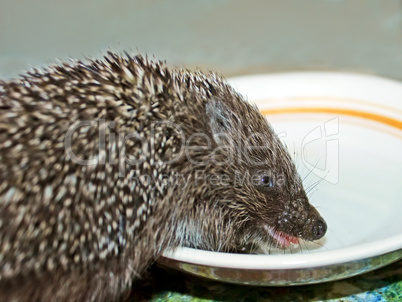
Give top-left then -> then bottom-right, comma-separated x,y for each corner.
298,214 -> 327,241
275,197 -> 327,242
310,218 -> 327,240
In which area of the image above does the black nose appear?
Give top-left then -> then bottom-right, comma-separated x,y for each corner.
311,218 -> 327,240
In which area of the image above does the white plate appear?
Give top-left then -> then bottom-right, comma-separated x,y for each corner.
158,72 -> 402,285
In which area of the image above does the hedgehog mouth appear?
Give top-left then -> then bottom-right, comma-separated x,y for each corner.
264,225 -> 300,248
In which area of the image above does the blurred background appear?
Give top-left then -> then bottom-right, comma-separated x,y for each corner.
1,0 -> 401,80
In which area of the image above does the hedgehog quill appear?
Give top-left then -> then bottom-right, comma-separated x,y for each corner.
0,52 -> 326,301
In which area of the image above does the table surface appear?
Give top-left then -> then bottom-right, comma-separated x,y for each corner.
129,259 -> 402,301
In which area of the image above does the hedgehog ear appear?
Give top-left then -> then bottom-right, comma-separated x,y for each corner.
206,98 -> 241,146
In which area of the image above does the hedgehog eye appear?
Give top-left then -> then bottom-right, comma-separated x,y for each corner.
261,175 -> 274,188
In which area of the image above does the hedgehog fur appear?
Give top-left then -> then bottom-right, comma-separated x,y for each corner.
0,52 -> 326,301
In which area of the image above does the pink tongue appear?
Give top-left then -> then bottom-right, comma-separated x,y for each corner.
284,234 -> 300,245
275,232 -> 300,248
265,226 -> 300,248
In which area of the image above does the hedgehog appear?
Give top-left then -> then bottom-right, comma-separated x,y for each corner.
0,52 -> 327,301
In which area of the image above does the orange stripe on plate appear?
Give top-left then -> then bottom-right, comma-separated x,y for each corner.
260,107 -> 402,130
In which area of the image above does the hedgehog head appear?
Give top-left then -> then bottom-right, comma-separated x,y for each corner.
172,89 -> 327,252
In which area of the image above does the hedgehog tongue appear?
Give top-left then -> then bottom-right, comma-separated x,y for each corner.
265,226 -> 300,248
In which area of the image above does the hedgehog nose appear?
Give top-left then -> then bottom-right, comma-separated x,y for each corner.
311,218 -> 327,240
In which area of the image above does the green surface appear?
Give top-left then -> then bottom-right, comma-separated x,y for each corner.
131,260 -> 402,301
